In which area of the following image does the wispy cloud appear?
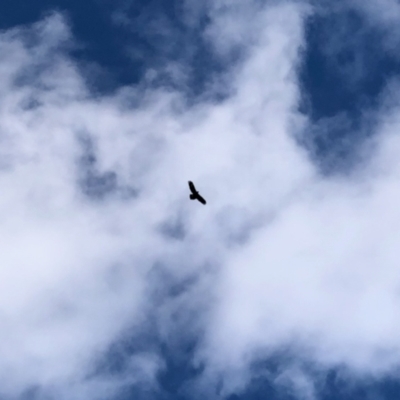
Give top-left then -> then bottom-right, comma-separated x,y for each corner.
1,1 -> 400,399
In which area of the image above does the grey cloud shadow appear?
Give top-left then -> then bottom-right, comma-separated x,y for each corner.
77,133 -> 138,201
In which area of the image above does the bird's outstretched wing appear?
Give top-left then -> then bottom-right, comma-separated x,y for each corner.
196,194 -> 206,205
188,181 -> 196,194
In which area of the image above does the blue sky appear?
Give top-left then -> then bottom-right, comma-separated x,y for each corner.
1,1 -> 400,400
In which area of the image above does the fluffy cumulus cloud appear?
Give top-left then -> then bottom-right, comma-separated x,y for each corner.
1,1 -> 400,399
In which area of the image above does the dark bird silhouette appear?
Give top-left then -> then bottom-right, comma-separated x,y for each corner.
188,181 -> 206,205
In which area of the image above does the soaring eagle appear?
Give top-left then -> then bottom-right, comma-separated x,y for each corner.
188,181 -> 206,205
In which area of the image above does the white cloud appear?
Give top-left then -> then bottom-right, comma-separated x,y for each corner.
1,1 -> 400,400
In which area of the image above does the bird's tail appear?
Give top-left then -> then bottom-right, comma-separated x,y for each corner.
190,194 -> 196,200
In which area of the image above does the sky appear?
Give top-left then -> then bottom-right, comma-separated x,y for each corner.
2,0 -> 400,399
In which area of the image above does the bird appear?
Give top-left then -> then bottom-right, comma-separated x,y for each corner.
188,181 -> 206,205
